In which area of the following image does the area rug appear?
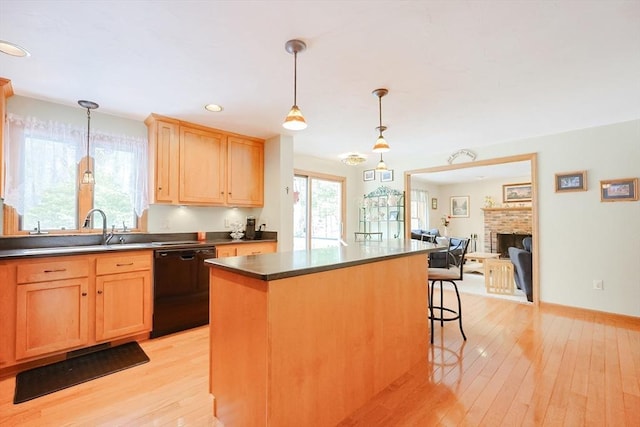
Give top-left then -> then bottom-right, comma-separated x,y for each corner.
14,341 -> 149,404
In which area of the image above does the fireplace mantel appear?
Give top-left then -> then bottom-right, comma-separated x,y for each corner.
482,207 -> 532,212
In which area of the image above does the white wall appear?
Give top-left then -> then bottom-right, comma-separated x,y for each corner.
396,120 -> 640,317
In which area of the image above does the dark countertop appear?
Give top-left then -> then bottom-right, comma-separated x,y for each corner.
0,232 -> 277,260
205,239 -> 442,281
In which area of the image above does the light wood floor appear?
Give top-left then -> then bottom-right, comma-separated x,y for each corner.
1,292 -> 639,426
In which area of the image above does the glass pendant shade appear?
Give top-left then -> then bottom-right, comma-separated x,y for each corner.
375,154 -> 388,171
372,135 -> 390,153
81,170 -> 95,184
283,105 -> 307,130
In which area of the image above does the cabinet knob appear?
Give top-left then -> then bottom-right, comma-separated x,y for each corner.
97,290 -> 103,294
220,191 -> 224,195
82,292 -> 87,296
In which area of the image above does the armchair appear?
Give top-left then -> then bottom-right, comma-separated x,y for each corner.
508,236 -> 533,302
429,237 -> 466,269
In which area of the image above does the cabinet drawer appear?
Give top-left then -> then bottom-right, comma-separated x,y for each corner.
17,259 -> 89,284
96,252 -> 152,276
235,242 -> 277,256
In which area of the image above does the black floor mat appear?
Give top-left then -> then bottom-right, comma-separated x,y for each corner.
14,341 -> 149,404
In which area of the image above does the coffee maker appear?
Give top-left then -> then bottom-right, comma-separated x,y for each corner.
245,216 -> 256,240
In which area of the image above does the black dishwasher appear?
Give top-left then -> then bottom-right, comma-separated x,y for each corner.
151,246 -> 216,338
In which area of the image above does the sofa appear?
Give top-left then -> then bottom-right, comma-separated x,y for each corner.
410,228 -> 440,243
508,236 -> 533,302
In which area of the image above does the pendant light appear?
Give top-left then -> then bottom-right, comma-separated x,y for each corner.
372,88 -> 390,152
78,100 -> 99,184
375,153 -> 388,171
283,39 -> 307,130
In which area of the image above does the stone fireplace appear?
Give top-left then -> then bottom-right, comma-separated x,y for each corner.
482,207 -> 532,257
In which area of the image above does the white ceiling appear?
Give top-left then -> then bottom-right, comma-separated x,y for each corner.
1,1 -> 639,168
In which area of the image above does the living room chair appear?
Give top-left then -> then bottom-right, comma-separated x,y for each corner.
508,236 -> 533,302
427,238 -> 471,344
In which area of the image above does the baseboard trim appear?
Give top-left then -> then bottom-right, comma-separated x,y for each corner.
540,301 -> 640,324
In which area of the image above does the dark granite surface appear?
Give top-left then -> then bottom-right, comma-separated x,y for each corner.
205,239 -> 442,281
0,231 -> 277,260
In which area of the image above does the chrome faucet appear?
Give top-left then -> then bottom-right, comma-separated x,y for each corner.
83,208 -> 114,245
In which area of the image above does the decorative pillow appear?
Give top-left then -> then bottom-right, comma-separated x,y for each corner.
435,236 -> 449,248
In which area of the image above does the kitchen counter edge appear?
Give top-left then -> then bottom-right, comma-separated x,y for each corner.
205,240 -> 442,281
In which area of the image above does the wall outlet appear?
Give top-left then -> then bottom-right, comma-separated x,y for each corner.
224,218 -> 230,228
593,279 -> 604,290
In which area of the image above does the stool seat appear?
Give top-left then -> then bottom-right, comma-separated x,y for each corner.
428,238 -> 470,344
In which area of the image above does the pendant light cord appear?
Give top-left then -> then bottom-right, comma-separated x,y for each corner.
378,95 -> 383,137
86,107 -> 91,164
293,51 -> 298,106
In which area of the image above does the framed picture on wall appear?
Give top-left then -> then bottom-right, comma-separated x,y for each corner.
600,177 -> 638,202
555,171 -> 587,192
431,198 -> 438,210
363,169 -> 375,181
450,196 -> 469,218
502,182 -> 532,203
380,169 -> 394,182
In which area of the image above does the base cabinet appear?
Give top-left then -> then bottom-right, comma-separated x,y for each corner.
15,277 -> 89,360
2,251 -> 153,369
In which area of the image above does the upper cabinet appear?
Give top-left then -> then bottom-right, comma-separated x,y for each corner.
227,136 -> 264,206
145,114 -> 265,207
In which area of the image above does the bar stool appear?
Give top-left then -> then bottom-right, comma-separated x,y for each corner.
427,238 -> 470,344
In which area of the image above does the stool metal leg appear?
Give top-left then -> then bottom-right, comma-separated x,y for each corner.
451,281 -> 467,341
428,279 -> 466,342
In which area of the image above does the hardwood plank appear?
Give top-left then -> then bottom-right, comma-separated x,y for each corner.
1,291 -> 638,426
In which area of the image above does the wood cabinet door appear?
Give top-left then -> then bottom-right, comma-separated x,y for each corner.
179,127 -> 226,205
152,120 -> 179,204
15,278 -> 89,360
227,136 -> 264,206
95,270 -> 152,342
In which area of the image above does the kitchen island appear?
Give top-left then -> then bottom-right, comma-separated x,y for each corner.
205,239 -> 441,426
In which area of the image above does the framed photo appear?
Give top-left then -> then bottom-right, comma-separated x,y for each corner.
555,171 -> 587,192
388,210 -> 399,221
600,178 -> 638,202
363,169 -> 375,181
380,169 -> 394,182
503,182 -> 532,203
450,196 -> 469,218
431,198 -> 438,210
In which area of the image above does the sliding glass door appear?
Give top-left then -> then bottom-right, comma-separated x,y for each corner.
293,172 -> 345,250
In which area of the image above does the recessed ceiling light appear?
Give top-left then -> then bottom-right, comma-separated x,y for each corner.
0,40 -> 30,57
204,104 -> 223,112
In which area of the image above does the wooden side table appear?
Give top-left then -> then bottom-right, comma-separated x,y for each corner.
464,252 -> 500,274
484,259 -> 515,294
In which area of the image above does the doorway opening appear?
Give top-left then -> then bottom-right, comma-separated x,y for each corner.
405,153 -> 538,305
293,170 -> 346,251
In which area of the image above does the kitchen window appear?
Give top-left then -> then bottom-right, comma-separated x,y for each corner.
3,114 -> 148,234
